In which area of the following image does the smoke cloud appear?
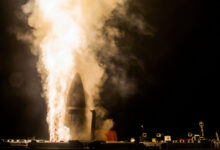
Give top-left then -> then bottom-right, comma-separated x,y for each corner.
15,0 -> 153,141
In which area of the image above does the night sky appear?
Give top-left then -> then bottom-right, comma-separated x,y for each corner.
0,0 -> 220,140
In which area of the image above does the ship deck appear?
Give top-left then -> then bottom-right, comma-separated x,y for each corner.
1,140 -> 220,150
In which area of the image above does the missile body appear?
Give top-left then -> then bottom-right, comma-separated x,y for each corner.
66,73 -> 87,140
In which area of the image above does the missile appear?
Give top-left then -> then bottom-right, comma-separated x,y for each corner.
66,73 -> 87,140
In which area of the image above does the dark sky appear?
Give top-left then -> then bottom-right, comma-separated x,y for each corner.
0,0 -> 220,140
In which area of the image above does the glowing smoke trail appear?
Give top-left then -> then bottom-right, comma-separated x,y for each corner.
21,0 -> 127,141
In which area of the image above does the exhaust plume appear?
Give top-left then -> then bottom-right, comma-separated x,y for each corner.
20,0 -> 128,141
17,0 -> 153,141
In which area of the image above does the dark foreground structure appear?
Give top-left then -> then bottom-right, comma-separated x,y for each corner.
1,112 -> 219,150
1,140 -> 220,150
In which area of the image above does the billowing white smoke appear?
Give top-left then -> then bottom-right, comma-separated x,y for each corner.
16,0 -> 151,141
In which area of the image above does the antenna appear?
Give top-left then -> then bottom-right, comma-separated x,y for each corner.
216,132 -> 220,142
199,121 -> 205,139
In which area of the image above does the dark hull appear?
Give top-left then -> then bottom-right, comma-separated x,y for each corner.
1,141 -> 219,150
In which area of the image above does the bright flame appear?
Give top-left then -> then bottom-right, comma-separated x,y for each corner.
22,0 -> 127,142
33,0 -> 83,142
